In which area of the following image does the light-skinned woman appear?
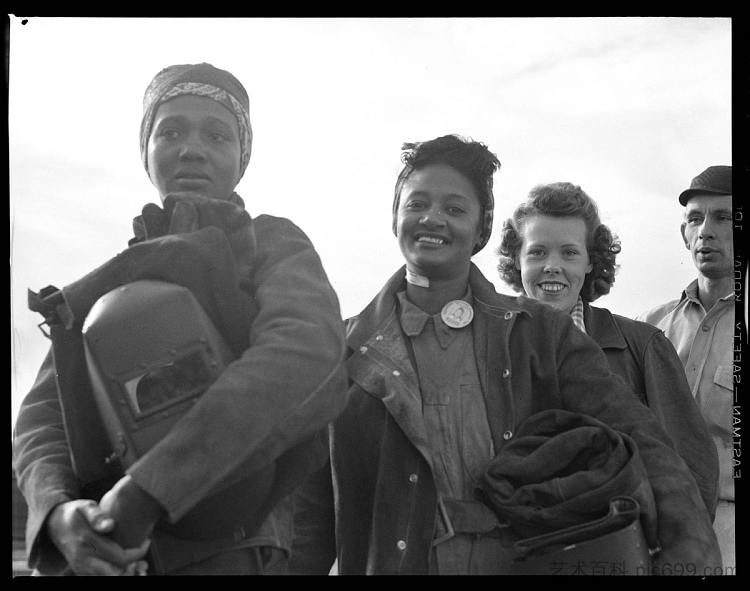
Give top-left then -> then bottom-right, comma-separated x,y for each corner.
496,182 -> 719,519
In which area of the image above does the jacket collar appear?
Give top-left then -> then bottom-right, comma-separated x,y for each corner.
470,265 -> 529,317
347,264 -> 530,350
346,266 -> 406,351
583,302 -> 627,350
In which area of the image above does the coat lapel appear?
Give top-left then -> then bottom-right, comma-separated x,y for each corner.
345,266 -> 433,466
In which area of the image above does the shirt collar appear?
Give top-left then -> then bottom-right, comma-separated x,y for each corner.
569,297 -> 587,334
683,278 -> 734,306
397,287 -> 474,349
683,279 -> 700,304
397,291 -> 431,338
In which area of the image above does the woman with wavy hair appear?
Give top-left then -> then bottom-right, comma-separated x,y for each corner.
497,182 -> 718,518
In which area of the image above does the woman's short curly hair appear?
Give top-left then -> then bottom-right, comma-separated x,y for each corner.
391,134 -> 501,255
496,182 -> 621,302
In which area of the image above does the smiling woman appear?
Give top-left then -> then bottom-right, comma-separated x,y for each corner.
496,182 -> 720,519
288,136 -> 722,575
497,182 -> 614,315
516,214 -> 593,314
391,136 -> 498,299
396,163 -> 484,287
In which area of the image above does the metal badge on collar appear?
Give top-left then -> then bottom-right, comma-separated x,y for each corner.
441,300 -> 473,329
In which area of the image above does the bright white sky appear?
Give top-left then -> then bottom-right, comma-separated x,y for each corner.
9,17 -> 732,431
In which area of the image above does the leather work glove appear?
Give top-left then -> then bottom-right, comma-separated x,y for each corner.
130,203 -> 170,244
130,194 -> 256,292
130,198 -> 222,242
163,193 -> 257,280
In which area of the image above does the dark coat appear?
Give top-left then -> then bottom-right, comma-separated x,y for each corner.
584,303 -> 719,518
481,408 -> 658,540
290,265 -> 720,575
13,213 -> 349,574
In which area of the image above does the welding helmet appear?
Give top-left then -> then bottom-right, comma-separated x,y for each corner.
82,279 -> 273,539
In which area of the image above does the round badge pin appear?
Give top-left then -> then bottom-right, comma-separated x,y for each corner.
441,300 -> 474,329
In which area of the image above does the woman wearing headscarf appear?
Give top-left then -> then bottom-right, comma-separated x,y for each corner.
12,63 -> 349,575
289,135 -> 720,575
495,182 -> 719,519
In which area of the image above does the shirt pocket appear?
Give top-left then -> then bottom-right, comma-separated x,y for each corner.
704,365 -> 733,438
713,365 -> 733,391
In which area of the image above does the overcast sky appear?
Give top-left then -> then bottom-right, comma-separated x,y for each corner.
9,16 -> 732,430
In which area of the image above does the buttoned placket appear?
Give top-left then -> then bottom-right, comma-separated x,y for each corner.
683,294 -> 732,395
354,324 -> 428,568
498,309 -> 517,443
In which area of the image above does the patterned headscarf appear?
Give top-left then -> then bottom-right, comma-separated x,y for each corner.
140,63 -> 253,180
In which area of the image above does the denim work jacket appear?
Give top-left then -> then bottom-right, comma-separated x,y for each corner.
584,303 -> 719,518
290,265 -> 720,575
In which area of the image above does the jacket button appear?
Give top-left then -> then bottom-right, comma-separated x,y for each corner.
396,540 -> 407,551
359,346 -> 368,354
409,473 -> 418,484
376,334 -> 384,341
502,369 -> 511,378
504,311 -> 513,320
503,430 -> 513,440
393,370 -> 401,377
701,325 -> 709,332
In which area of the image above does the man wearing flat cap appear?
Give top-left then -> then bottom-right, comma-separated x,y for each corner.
637,165 -> 734,571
